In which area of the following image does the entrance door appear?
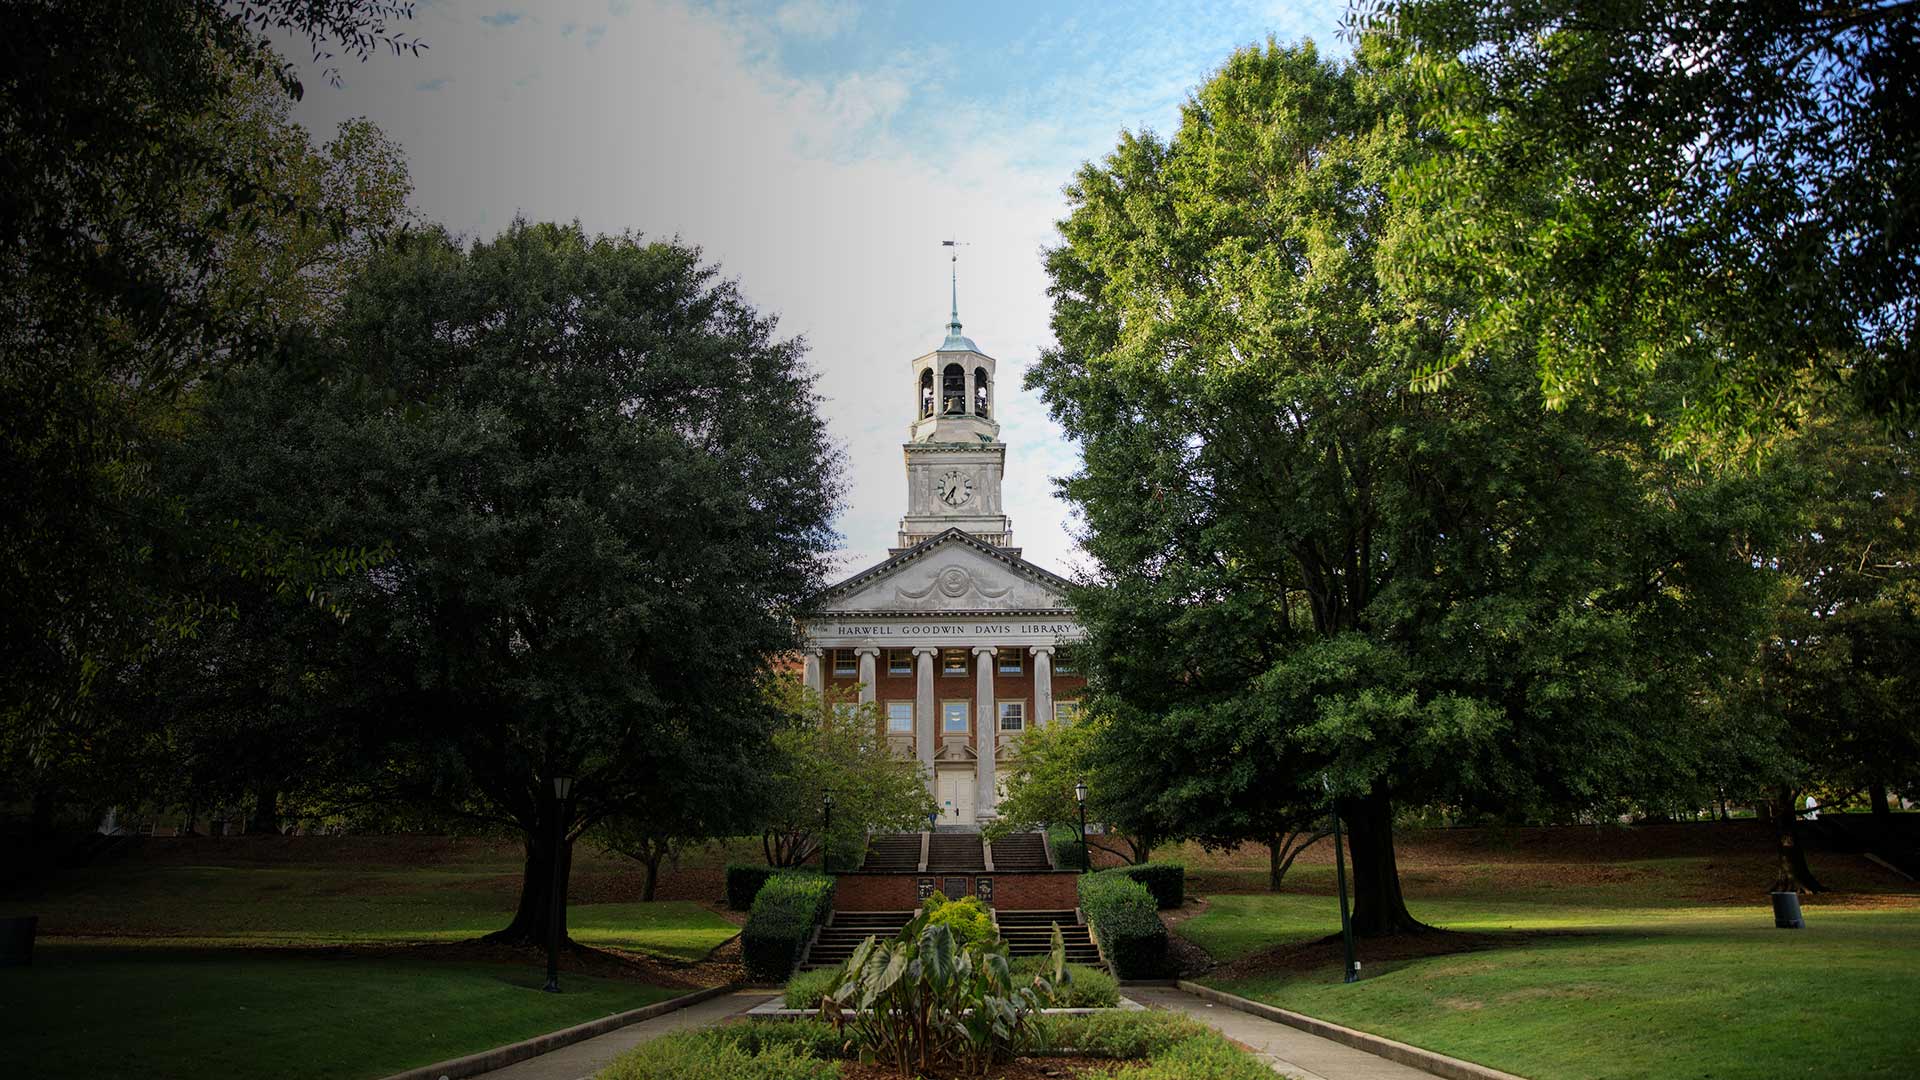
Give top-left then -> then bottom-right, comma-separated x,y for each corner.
937,770 -> 975,825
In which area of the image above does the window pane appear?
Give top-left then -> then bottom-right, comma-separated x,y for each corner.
1054,701 -> 1081,725
942,701 -> 969,733
833,648 -> 857,675
887,702 -> 914,733
942,648 -> 968,675
998,651 -> 1023,674
888,650 -> 912,675
999,702 -> 1024,731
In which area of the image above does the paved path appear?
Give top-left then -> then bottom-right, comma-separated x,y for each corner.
1126,986 -> 1442,1080
471,990 -> 776,1080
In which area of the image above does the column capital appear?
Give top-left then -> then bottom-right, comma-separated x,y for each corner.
912,645 -> 941,656
854,644 -> 883,657
1028,645 -> 1056,656
971,644 -> 998,657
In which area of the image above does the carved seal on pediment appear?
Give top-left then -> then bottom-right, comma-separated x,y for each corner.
897,564 -> 1013,602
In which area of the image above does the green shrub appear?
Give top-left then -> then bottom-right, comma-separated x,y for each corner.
1077,870 -> 1167,980
1032,1011 -> 1210,1057
705,1019 -> 845,1060
724,863 -> 779,911
598,1029 -> 838,1080
1119,863 -> 1185,910
922,890 -> 994,946
824,913 -> 1056,1075
1009,957 -> 1119,1008
741,872 -> 834,981
1107,1027 -> 1278,1079
783,968 -> 840,1010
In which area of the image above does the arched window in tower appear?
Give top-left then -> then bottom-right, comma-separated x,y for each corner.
942,364 -> 966,415
973,366 -> 990,417
919,368 -> 935,419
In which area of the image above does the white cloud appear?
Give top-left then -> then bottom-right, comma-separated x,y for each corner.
287,0 -> 1327,580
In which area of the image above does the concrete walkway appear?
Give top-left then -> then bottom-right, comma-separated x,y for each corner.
471,990 -> 776,1080
1127,986 -> 1442,1080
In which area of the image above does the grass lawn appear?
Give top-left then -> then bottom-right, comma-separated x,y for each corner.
0,842 -> 742,1079
0,946 -> 681,1080
25,862 -> 739,961
1182,857 -> 1920,1080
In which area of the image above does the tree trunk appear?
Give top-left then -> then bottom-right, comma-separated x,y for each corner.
486,804 -> 575,944
248,783 -> 279,835
1769,786 -> 1824,893
1339,788 -> 1427,935
1870,780 -> 1892,835
641,849 -> 662,902
1268,836 -> 1282,891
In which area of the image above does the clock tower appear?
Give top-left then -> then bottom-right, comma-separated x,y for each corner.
894,260 -> 1014,554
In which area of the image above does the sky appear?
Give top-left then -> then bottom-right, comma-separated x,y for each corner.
285,0 -> 1346,578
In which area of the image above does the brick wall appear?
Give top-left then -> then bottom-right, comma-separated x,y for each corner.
832,871 -> 1081,912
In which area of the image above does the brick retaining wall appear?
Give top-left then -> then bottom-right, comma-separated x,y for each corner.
832,870 -> 1081,911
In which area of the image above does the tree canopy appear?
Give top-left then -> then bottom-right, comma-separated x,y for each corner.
1359,0 -> 1920,458
179,220 -> 844,940
1030,39 -> 1778,933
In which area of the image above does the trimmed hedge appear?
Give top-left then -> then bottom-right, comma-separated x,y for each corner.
1077,870 -> 1167,980
1118,862 -> 1185,910
725,863 -> 780,912
741,872 -> 835,981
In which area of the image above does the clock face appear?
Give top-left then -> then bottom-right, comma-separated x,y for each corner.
936,470 -> 973,507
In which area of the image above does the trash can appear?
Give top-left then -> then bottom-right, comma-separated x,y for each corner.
1769,891 -> 1805,930
0,916 -> 36,966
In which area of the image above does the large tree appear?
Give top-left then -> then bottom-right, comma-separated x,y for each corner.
182,221 -> 843,942
0,6 -> 416,834
1030,39 -> 1775,934
1359,0 -> 1919,458
1734,416 -> 1920,891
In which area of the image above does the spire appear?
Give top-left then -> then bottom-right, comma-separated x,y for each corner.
939,239 -> 978,352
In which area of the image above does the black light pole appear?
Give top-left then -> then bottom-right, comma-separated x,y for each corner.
1324,777 -> 1358,984
544,775 -> 574,994
1074,780 -> 1090,873
821,792 -> 834,872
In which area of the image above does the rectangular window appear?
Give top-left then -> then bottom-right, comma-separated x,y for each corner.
942,648 -> 969,676
999,701 -> 1025,731
888,650 -> 912,676
1054,649 -> 1078,675
1054,700 -> 1082,725
998,650 -> 1023,675
833,648 -> 857,676
887,701 -> 914,734
942,700 -> 970,734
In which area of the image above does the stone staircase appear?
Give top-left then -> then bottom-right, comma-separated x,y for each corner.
801,909 -> 915,970
988,831 -> 1051,871
860,832 -> 922,872
927,832 -> 986,871
997,909 -> 1101,966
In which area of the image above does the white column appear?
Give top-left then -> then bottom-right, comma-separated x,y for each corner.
1031,646 -> 1055,728
973,645 -> 998,820
856,646 -> 881,707
802,648 -> 824,695
914,646 -> 938,778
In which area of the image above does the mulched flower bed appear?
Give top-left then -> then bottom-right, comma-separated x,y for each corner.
837,1056 -> 1129,1079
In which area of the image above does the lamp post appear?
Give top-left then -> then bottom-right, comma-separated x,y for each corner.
544,775 -> 574,994
821,792 -> 834,872
1074,780 -> 1090,873
1322,776 -> 1358,984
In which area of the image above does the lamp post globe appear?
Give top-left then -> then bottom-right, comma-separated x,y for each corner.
544,775 -> 574,994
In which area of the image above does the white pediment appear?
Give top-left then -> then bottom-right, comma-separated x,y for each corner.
817,533 -> 1071,616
